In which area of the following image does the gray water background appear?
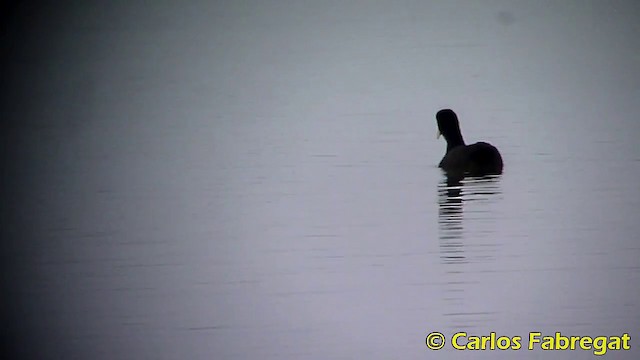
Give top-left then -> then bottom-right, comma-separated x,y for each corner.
2,1 -> 640,359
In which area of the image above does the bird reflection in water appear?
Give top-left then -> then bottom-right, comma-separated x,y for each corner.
438,176 -> 465,264
437,174 -> 503,264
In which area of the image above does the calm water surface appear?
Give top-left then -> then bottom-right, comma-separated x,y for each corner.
3,1 -> 640,359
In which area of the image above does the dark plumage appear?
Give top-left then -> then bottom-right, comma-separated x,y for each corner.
436,109 -> 503,176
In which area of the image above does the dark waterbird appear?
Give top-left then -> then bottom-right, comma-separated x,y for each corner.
436,109 -> 503,177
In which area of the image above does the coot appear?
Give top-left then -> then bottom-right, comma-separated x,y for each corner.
436,109 -> 503,176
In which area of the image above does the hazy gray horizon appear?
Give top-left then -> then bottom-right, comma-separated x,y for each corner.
2,1 -> 640,359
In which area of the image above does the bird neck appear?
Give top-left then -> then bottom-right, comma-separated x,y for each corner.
446,134 -> 465,153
